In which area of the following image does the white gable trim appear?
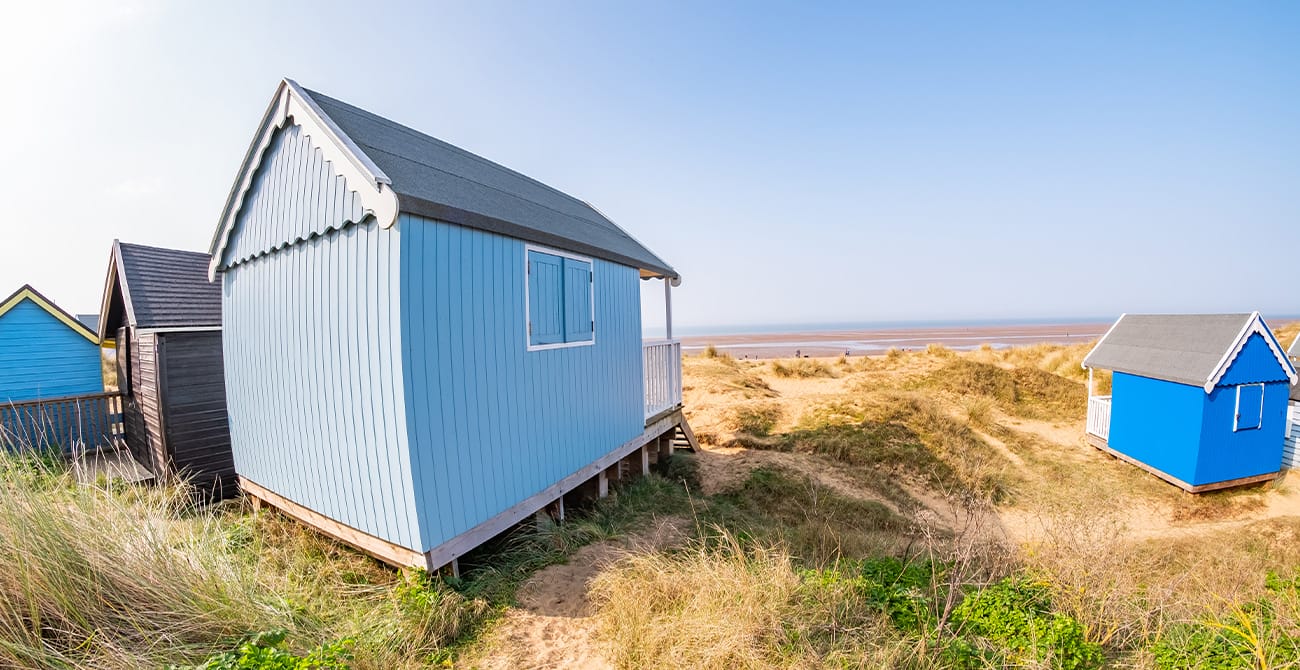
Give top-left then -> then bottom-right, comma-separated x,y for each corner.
1203,312 -> 1298,392
207,78 -> 400,280
1081,313 -> 1127,371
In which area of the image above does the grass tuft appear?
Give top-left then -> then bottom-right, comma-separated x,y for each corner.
770,358 -> 836,379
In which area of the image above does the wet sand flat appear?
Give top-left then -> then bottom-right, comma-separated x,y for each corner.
678,322 -> 1109,359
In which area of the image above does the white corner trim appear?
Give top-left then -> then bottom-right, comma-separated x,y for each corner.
207,78 -> 400,280
1081,312 -> 1127,370
1203,312 -> 1298,392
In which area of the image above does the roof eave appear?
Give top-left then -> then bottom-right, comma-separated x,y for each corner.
398,194 -> 679,280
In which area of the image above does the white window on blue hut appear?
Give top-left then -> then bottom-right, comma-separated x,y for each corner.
1234,383 -> 1265,431
525,245 -> 594,350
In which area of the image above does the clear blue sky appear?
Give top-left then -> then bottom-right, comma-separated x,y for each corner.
2,1 -> 1296,330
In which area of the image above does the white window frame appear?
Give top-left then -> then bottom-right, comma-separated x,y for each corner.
1234,382 -> 1266,432
524,243 -> 596,352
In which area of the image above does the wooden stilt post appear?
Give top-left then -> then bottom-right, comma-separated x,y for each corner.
641,445 -> 651,475
598,469 -> 609,498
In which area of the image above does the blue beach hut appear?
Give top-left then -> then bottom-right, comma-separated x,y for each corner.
0,285 -> 102,403
207,79 -> 690,571
1082,313 -> 1297,492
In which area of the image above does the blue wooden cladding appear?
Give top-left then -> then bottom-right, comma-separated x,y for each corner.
219,123 -> 368,271
213,82 -> 679,566
1086,315 -> 1297,491
222,219 -> 422,550
400,217 -> 643,551
0,287 -> 102,404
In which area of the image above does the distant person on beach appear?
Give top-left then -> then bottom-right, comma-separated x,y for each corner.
795,349 -> 801,358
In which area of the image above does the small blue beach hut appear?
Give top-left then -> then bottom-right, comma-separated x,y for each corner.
1082,313 -> 1297,492
208,79 -> 689,571
0,285 -> 102,403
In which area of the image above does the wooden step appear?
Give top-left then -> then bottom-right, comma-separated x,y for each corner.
670,417 -> 700,452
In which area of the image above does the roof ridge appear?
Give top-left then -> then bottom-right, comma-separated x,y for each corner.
118,241 -> 211,256
304,89 -> 616,227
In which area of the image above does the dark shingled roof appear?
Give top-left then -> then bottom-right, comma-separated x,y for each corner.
75,314 -> 99,333
115,242 -> 222,329
1083,313 -> 1292,388
300,88 -> 677,279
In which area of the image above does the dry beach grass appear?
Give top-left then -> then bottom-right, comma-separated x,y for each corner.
2,322 -> 1299,667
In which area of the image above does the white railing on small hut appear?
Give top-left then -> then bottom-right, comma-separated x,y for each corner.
1283,402 -> 1300,470
1086,395 -> 1112,442
643,340 -> 682,420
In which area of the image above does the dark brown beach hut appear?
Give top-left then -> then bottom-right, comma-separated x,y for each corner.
98,240 -> 235,497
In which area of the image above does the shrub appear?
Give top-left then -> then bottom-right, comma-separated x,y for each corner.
952,576 -> 1103,670
770,359 -> 835,379
731,402 -> 782,436
178,630 -> 352,670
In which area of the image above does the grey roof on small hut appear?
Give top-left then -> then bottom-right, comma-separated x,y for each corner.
1082,313 -> 1293,388
1289,333 -> 1299,358
75,314 -> 99,333
105,242 -> 221,335
299,87 -> 677,279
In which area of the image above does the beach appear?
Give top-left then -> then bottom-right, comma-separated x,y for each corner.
678,321 -> 1110,359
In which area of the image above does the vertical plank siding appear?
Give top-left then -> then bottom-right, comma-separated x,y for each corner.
218,123 -> 651,556
0,300 -> 102,402
220,123 -> 368,269
399,215 -> 644,552
222,217 -> 421,550
134,332 -> 168,475
157,332 -> 236,497
0,393 -> 124,453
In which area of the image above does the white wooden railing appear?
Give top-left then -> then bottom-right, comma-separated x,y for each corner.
643,340 -> 682,420
1086,395 -> 1112,441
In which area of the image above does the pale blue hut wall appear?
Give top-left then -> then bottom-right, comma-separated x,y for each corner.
218,121 -> 421,551
398,214 -> 644,552
0,300 -> 102,402
1108,372 -> 1205,484
219,123 -> 369,270
1193,333 -> 1292,484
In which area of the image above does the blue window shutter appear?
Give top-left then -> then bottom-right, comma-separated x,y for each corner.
1236,384 -> 1264,430
563,258 -> 594,343
528,251 -> 564,346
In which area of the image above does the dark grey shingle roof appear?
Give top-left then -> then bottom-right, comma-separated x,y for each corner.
117,243 -> 221,328
1083,313 -> 1284,387
301,88 -> 677,279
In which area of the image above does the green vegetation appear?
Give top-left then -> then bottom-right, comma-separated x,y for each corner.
770,358 -> 836,378
919,359 -> 1086,421
9,332 -> 1300,667
0,448 -> 698,668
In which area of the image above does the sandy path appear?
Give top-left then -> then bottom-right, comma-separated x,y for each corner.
692,442 -> 901,512
472,518 -> 688,670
